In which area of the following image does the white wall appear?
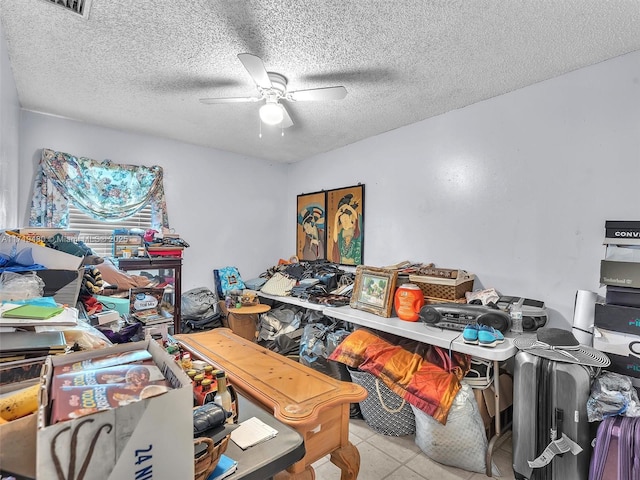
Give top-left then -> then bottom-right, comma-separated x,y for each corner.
17,112 -> 290,292
288,51 -> 640,328
0,20 -> 20,228
7,43 -> 640,327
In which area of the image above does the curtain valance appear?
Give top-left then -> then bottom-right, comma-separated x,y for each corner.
30,148 -> 168,228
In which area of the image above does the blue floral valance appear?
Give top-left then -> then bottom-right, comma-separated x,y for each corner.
30,148 -> 169,229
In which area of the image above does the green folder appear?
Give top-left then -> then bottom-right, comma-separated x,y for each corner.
1,304 -> 65,319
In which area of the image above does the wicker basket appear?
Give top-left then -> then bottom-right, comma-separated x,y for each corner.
194,434 -> 230,480
409,272 -> 475,300
425,296 -> 467,305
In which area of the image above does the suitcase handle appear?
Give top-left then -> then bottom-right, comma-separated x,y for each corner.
554,408 -> 565,457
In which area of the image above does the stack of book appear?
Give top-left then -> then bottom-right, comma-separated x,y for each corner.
0,303 -> 77,328
593,220 -> 640,390
0,331 -> 67,363
207,454 -> 237,480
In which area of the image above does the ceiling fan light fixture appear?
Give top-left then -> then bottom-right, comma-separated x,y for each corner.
259,101 -> 284,125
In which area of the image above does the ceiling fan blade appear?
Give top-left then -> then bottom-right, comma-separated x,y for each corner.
287,86 -> 347,102
237,53 -> 272,90
281,104 -> 294,129
199,96 -> 261,104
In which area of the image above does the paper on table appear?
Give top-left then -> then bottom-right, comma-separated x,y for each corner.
230,416 -> 278,450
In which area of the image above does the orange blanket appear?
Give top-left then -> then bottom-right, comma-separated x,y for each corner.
329,329 -> 470,424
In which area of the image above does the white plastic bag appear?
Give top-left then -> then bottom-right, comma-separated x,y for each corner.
412,383 -> 501,475
0,271 -> 45,301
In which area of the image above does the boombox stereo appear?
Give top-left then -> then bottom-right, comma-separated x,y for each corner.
419,296 -> 548,334
495,296 -> 548,331
419,304 -> 512,333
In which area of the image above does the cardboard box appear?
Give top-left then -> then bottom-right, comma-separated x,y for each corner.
594,302 -> 640,336
0,232 -> 83,271
470,373 -> 513,430
35,268 -> 84,306
37,340 -> 193,479
0,380 -> 39,478
600,260 -> 640,288
593,327 -> 640,379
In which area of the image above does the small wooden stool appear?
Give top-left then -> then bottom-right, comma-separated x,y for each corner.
176,328 -> 367,480
218,301 -> 270,342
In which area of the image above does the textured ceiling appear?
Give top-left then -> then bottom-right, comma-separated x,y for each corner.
1,1 -> 640,163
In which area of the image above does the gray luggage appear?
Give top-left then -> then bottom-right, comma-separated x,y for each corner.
513,351 -> 594,479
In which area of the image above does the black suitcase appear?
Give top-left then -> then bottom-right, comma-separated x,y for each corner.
513,351 -> 594,479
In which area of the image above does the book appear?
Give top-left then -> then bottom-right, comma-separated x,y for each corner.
230,416 -> 278,449
0,331 -> 66,353
1,304 -> 64,319
0,303 -> 78,327
207,454 -> 238,480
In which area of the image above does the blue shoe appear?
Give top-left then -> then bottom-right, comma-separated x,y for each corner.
478,325 -> 505,347
462,323 -> 479,344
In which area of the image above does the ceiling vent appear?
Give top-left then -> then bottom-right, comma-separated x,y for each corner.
42,0 -> 92,18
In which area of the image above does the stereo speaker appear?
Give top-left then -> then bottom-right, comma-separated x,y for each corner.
476,311 -> 511,333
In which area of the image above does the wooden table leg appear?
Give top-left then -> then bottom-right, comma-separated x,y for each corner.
274,465 -> 315,480
330,441 -> 360,480
274,439 -> 360,480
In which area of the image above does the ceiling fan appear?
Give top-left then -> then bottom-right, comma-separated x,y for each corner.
199,53 -> 347,128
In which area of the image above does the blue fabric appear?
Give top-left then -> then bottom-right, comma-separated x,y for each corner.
30,148 -> 169,229
0,246 -> 45,272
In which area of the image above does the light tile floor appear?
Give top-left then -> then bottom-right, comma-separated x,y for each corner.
311,418 -> 515,480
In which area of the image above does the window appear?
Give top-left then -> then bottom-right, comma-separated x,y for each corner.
68,204 -> 152,258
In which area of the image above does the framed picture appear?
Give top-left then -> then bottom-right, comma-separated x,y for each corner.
326,184 -> 364,265
350,266 -> 397,317
296,190 -> 327,261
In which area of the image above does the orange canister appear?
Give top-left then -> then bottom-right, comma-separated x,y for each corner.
394,283 -> 425,321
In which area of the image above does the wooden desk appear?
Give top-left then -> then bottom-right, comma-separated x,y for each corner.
176,328 -> 367,480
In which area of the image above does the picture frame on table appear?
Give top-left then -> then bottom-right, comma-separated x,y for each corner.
350,266 -> 397,317
296,190 -> 327,261
326,184 -> 364,266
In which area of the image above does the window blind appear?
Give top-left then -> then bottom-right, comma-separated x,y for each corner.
68,205 -> 152,258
